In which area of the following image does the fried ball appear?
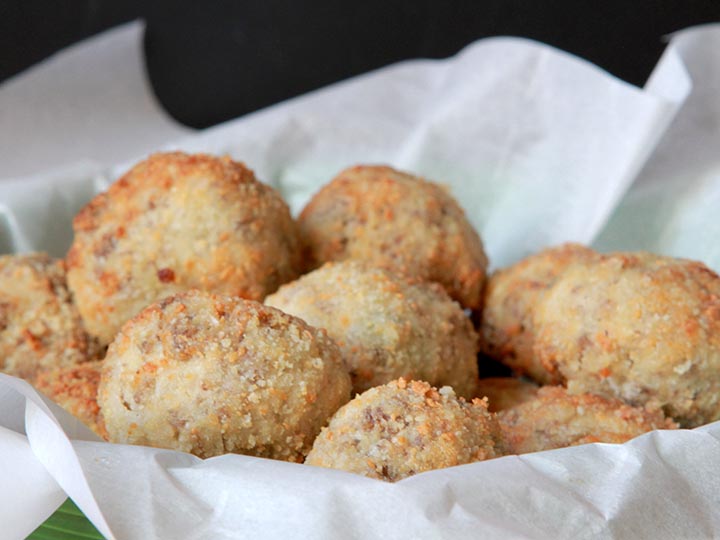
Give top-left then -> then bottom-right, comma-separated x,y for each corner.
265,262 -> 479,396
99,290 -> 351,461
298,165 -> 488,309
476,377 -> 539,412
498,386 -> 677,454
67,152 -> 303,345
35,361 -> 107,439
479,243 -> 597,384
0,253 -> 100,382
534,252 -> 720,427
305,379 -> 502,481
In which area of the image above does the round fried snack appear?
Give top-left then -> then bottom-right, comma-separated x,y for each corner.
0,253 -> 100,381
479,243 -> 597,384
499,386 -> 677,454
265,262 -> 479,396
99,290 -> 351,461
305,379 -> 502,481
476,377 -> 539,412
534,252 -> 720,427
35,361 -> 107,439
298,165 -> 488,309
67,152 -> 303,345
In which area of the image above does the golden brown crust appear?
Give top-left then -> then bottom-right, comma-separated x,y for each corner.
475,377 -> 539,412
298,165 -> 488,309
479,243 -> 597,384
266,261 -> 479,396
305,379 -> 503,481
498,386 -> 677,454
98,290 -> 351,461
534,252 -> 720,427
35,361 -> 107,439
0,253 -> 101,382
67,152 -> 303,345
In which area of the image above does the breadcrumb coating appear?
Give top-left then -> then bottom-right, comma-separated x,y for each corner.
0,253 -> 100,382
35,361 -> 107,439
266,262 -> 479,396
476,377 -> 539,412
479,243 -> 597,384
534,252 -> 720,427
99,290 -> 351,461
298,165 -> 488,309
499,386 -> 677,454
305,379 -> 502,481
67,152 -> 303,345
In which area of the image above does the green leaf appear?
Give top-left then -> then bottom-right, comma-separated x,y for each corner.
27,499 -> 105,540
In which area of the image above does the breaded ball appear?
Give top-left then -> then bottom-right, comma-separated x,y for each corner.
98,290 -> 351,461
476,377 -> 539,412
479,243 -> 597,384
265,262 -> 479,396
0,253 -> 100,381
35,361 -> 107,439
498,386 -> 677,454
67,152 -> 303,345
305,379 -> 502,481
534,252 -> 720,427
298,165 -> 488,309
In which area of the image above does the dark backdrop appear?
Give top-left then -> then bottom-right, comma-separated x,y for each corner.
2,1 -> 718,128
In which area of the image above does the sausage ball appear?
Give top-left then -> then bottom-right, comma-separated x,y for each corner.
0,253 -> 100,382
534,252 -> 720,427
265,262 -> 479,396
479,243 -> 597,384
35,361 -> 107,439
499,386 -> 677,454
476,377 -> 539,412
298,165 -> 488,309
305,379 -> 503,481
67,152 -> 303,345
98,290 -> 351,461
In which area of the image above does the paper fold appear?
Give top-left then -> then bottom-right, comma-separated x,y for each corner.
596,24 -> 720,270
0,21 -> 189,180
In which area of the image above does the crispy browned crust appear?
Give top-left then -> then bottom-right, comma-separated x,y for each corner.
266,261 -> 479,396
498,386 -> 677,455
99,290 -> 351,461
534,252 -> 720,427
479,243 -> 597,384
298,165 -> 488,309
67,152 -> 303,345
476,377 -> 539,412
0,253 -> 101,382
35,361 -> 107,439
305,379 -> 503,481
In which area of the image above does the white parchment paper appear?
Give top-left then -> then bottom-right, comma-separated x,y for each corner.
0,22 -> 189,179
1,21 -> 719,540
595,24 -> 720,268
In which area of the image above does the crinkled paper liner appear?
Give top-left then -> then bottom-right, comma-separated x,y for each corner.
1,22 -> 719,540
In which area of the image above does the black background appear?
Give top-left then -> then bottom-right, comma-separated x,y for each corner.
2,1 -> 718,128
